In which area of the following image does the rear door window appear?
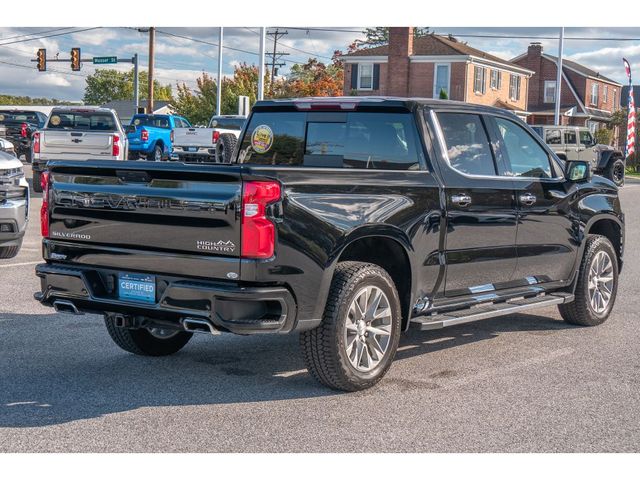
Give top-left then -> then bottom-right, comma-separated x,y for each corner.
48,111 -> 117,131
564,130 -> 577,145
545,129 -> 562,145
239,111 -> 423,170
436,112 -> 497,176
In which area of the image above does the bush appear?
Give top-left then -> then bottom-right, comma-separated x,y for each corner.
594,128 -> 613,145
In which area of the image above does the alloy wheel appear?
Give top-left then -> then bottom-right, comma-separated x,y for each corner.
344,286 -> 393,372
587,250 -> 614,314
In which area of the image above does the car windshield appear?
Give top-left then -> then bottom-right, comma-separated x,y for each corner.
131,115 -> 171,129
209,117 -> 245,130
0,111 -> 39,123
47,111 -> 117,131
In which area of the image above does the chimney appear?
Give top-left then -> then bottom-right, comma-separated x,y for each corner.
528,42 -> 543,57
387,27 -> 414,97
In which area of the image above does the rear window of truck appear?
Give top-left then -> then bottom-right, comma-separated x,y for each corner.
47,111 -> 117,131
238,111 -> 423,170
131,115 -> 171,129
0,111 -> 39,123
209,117 -> 246,130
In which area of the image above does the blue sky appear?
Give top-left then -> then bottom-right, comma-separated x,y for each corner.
0,27 -> 638,101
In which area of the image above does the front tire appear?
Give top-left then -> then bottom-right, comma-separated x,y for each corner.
559,235 -> 619,326
105,315 -> 193,356
300,262 -> 402,391
606,158 -> 625,186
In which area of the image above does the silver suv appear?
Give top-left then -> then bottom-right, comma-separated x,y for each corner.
0,150 -> 28,259
532,125 -> 625,186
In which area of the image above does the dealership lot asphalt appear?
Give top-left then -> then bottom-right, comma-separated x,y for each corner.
1,167 -> 639,452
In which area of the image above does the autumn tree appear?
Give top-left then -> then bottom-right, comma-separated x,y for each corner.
274,57 -> 344,98
83,68 -> 172,105
353,27 -> 430,50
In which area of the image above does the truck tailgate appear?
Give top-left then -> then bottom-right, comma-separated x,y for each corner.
47,161 -> 242,274
173,128 -> 214,147
41,130 -> 114,159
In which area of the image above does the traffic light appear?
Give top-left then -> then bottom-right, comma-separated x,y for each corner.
36,49 -> 46,72
71,48 -> 81,71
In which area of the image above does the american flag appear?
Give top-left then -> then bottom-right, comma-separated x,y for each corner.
624,58 -> 635,158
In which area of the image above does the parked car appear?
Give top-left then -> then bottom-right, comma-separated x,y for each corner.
126,114 -> 191,161
31,107 -> 127,193
0,109 -> 47,163
35,98 -> 624,391
171,115 -> 246,163
0,150 -> 28,259
0,138 -> 16,156
531,125 -> 625,186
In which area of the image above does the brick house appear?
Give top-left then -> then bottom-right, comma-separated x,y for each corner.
512,43 -> 622,131
341,28 -> 534,120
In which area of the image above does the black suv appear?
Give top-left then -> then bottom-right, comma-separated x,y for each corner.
35,97 -> 624,391
0,109 -> 47,163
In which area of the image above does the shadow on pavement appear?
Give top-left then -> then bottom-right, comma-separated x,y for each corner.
0,310 -> 577,428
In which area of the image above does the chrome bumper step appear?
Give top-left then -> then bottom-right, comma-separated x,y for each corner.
410,293 -> 574,331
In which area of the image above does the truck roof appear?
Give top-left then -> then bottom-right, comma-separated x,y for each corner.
253,96 -> 515,116
49,106 -> 115,114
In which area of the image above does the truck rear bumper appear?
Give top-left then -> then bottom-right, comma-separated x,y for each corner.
35,263 -> 299,335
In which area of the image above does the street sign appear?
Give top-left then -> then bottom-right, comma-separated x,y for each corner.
93,56 -> 118,65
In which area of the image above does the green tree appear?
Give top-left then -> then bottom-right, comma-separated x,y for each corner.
83,68 -> 172,105
173,72 -> 217,125
353,27 -> 430,50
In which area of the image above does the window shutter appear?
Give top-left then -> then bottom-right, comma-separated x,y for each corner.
351,64 -> 359,90
373,64 -> 380,90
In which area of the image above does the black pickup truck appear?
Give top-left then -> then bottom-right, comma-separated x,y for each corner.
35,97 -> 625,391
0,110 -> 48,163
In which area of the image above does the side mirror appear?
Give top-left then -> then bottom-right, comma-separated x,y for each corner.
565,160 -> 591,182
124,125 -> 136,134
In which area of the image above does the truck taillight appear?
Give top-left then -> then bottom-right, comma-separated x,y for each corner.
141,129 -> 149,141
20,123 -> 27,138
213,131 -> 220,143
241,181 -> 281,259
112,134 -> 120,157
33,132 -> 40,153
40,171 -> 50,237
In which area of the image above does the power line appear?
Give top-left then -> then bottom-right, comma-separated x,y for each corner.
0,27 -> 102,47
0,28 -> 75,42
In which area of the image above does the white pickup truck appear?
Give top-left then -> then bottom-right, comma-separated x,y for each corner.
171,115 -> 246,163
0,150 -> 28,258
31,107 -> 128,192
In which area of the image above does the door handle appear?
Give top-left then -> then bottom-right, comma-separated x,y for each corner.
519,193 -> 537,206
451,194 -> 472,207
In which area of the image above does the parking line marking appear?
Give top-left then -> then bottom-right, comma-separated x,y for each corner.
0,261 -> 40,269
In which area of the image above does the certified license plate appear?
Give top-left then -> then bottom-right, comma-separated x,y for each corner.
187,147 -> 198,152
118,273 -> 156,304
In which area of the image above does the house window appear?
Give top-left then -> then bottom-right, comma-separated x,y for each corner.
474,66 -> 486,94
509,74 -> 521,101
603,84 -> 608,103
433,64 -> 450,98
613,89 -> 618,111
358,63 -> 373,90
544,80 -> 556,103
591,83 -> 599,105
490,69 -> 501,90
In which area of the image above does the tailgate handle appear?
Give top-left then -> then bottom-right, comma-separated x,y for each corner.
70,132 -> 83,137
116,170 -> 151,183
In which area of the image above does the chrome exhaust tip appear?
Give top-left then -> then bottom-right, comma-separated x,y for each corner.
53,300 -> 83,315
182,317 -> 220,335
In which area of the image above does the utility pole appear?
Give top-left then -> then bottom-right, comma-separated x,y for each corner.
554,27 -> 564,126
147,27 -> 155,113
133,53 -> 139,112
258,27 -> 266,101
216,27 -> 223,116
266,29 -> 289,95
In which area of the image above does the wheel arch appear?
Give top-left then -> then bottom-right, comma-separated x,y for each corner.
586,215 -> 624,268
328,226 -> 416,331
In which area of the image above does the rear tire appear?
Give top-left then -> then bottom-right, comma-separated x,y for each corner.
104,315 -> 193,356
217,133 -> 237,163
606,158 -> 625,186
150,144 -> 163,162
32,170 -> 42,193
0,241 -> 21,259
24,149 -> 33,164
559,235 -> 619,326
300,262 -> 402,391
